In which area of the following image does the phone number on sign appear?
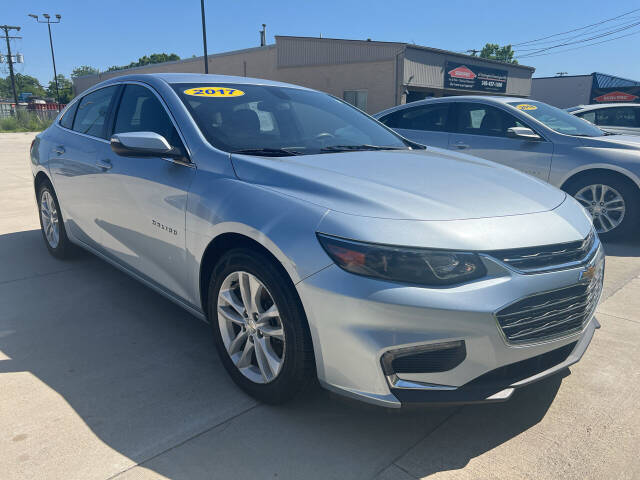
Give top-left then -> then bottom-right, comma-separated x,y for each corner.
480,80 -> 503,88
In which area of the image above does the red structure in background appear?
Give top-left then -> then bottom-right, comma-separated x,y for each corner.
26,102 -> 66,111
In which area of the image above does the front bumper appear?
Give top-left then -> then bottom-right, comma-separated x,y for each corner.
389,316 -> 598,405
296,247 -> 603,408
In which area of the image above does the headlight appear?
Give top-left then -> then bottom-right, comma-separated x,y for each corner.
317,233 -> 487,286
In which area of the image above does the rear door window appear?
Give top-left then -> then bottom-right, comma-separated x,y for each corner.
592,107 -> 639,128
72,86 -> 119,139
380,103 -> 450,132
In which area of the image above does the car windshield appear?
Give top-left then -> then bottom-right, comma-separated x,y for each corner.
507,101 -> 604,137
173,83 -> 412,155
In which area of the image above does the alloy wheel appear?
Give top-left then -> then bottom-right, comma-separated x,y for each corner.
574,183 -> 625,234
40,190 -> 60,248
217,271 -> 286,384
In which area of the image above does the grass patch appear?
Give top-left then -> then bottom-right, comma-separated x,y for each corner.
0,110 -> 56,132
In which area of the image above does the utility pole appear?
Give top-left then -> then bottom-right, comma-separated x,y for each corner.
200,0 -> 209,74
467,49 -> 480,56
28,14 -> 62,110
0,25 -> 21,106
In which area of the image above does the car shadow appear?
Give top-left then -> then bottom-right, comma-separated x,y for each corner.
0,229 -> 566,480
602,238 -> 640,257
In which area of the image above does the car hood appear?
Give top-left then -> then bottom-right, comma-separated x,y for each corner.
231,148 -> 566,221
578,134 -> 640,150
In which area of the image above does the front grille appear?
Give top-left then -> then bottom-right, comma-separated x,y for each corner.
487,231 -> 596,273
496,261 -> 603,344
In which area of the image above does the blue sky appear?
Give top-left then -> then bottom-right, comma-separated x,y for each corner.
4,0 -> 640,86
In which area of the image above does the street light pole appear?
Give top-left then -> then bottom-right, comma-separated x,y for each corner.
200,0 -> 209,74
46,21 -> 60,108
29,13 -> 62,110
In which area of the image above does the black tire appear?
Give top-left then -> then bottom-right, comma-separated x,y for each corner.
564,173 -> 640,241
208,248 -> 315,404
37,182 -> 74,259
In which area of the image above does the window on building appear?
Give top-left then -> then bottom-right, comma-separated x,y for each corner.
72,86 -> 119,139
456,103 -> 526,137
343,90 -> 368,111
380,103 -> 450,132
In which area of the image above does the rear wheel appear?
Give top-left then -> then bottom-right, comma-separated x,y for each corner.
208,249 -> 314,404
37,182 -> 73,258
565,173 -> 640,240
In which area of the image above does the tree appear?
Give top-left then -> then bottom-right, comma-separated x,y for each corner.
0,74 -> 46,99
46,74 -> 74,103
474,44 -> 518,64
71,65 -> 99,78
107,53 -> 180,72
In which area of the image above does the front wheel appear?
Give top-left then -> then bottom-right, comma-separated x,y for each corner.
565,174 -> 640,240
208,249 -> 314,404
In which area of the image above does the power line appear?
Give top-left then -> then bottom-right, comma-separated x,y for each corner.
517,29 -> 640,59
514,15 -> 640,50
512,7 -> 640,46
516,19 -> 640,56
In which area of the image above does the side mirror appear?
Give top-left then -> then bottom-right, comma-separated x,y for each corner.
110,132 -> 183,158
507,127 -> 541,141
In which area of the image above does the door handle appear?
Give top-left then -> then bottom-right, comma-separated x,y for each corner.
54,145 -> 65,155
454,142 -> 469,149
96,159 -> 112,170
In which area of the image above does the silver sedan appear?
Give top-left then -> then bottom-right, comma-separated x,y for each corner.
31,74 -> 602,407
375,96 -> 640,239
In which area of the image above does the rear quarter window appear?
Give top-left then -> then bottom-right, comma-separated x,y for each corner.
59,102 -> 79,129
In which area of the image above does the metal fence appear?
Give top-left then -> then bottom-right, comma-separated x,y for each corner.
0,107 -> 59,131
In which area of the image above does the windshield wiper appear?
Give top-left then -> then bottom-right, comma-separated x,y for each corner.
231,148 -> 302,157
320,144 -> 408,152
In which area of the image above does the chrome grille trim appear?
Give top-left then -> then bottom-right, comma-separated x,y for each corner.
494,256 -> 604,345
485,231 -> 598,274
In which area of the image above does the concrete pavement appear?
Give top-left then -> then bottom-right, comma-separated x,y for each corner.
1,132 -> 638,479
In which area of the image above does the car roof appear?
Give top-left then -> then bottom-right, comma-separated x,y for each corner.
93,73 -> 312,92
373,95 -> 533,117
569,103 -> 640,112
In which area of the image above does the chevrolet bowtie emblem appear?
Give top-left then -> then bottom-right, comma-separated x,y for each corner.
580,265 -> 597,282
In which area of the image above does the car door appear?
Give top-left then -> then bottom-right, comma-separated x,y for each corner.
448,102 -> 554,181
378,102 -> 452,148
94,82 -> 196,300
49,85 -> 121,249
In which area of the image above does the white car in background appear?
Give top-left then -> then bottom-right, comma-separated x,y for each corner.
568,103 -> 640,136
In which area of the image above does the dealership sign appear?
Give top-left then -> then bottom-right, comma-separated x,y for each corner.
593,91 -> 639,103
444,61 -> 508,93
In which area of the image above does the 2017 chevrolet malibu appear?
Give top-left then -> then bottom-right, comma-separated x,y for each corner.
31,74 -> 603,407
375,97 -> 640,239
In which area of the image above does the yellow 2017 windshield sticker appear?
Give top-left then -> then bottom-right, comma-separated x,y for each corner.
183,87 -> 245,98
515,104 -> 537,111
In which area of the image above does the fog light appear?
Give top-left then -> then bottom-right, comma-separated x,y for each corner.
381,340 -> 466,375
